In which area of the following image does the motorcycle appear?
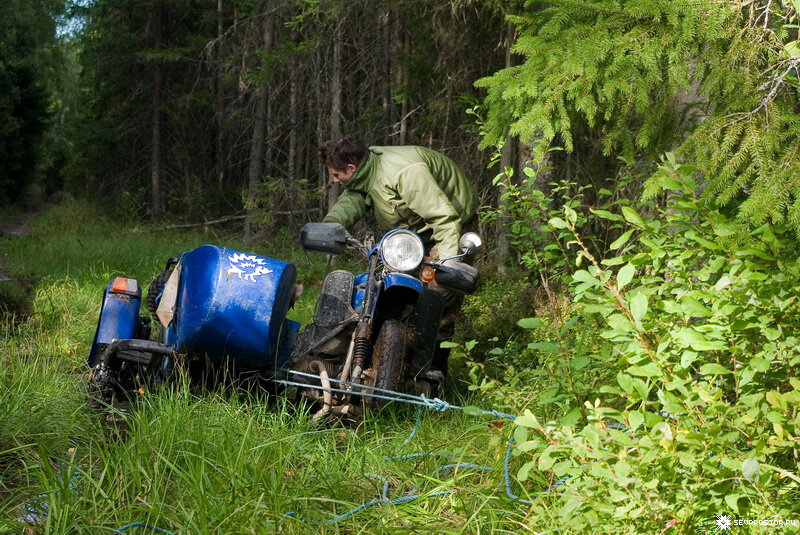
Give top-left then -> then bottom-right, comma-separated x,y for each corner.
284,222 -> 481,418
86,223 -> 481,417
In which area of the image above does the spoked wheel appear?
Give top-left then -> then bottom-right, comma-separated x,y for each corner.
366,319 -> 410,410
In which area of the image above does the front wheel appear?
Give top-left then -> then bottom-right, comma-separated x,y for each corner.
366,319 -> 410,409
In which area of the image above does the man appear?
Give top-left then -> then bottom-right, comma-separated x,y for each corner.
320,136 -> 477,260
319,136 -> 478,378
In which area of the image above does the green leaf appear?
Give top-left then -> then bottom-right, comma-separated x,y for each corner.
621,206 -> 645,228
715,275 -> 733,292
601,256 -> 625,266
630,293 -> 648,323
570,356 -> 590,370
675,328 -> 727,351
590,209 -> 623,222
616,372 -> 649,400
627,411 -> 643,431
742,458 -> 760,482
564,205 -> 578,224
699,363 -> 732,375
528,341 -> 559,352
628,363 -> 660,377
785,40 -> 800,57
465,405 -> 489,417
515,410 -> 539,428
617,263 -> 635,291
559,407 -> 581,427
680,351 -> 698,369
725,494 -> 743,514
615,459 -> 631,479
518,461 -> 535,482
713,223 -> 738,237
553,460 -> 572,477
679,296 -> 712,318
573,270 -> 600,286
549,217 -> 568,229
517,317 -> 543,329
609,229 -> 634,250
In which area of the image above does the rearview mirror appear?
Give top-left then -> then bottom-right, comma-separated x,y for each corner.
299,222 -> 348,255
459,232 -> 483,256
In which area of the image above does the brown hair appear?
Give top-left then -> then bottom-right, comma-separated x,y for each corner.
319,136 -> 368,171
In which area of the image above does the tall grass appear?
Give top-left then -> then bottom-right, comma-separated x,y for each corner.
0,201 -> 537,534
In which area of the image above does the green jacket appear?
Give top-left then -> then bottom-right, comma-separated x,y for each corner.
324,146 -> 477,258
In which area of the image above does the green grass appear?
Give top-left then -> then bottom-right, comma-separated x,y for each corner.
0,201 -> 540,534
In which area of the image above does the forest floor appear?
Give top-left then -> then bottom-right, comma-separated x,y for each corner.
1,213 -> 30,281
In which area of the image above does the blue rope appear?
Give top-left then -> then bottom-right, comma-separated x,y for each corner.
504,437 -> 536,504
113,522 -> 174,534
439,463 -> 493,473
403,405 -> 424,444
284,398 -> 563,525
284,488 -> 456,524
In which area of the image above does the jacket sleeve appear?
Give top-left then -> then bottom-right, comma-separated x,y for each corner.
323,189 -> 368,228
396,163 -> 462,258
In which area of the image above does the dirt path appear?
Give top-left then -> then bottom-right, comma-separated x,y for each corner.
1,216 -> 30,282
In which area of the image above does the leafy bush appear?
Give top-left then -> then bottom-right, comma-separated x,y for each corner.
505,156 -> 800,532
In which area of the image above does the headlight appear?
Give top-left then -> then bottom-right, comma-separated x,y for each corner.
380,230 -> 424,272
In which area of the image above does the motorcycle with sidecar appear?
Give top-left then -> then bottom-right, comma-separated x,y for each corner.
86,223 -> 481,417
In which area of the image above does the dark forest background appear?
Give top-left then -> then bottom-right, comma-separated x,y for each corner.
3,0 -> 513,242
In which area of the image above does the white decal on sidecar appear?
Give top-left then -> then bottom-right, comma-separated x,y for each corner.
227,253 -> 273,282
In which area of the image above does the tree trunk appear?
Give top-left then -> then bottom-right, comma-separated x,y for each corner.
326,18 -> 343,212
496,23 -> 519,265
398,23 -> 408,145
215,0 -> 225,192
315,29 -> 327,217
244,0 -> 275,242
381,9 -> 391,143
150,0 -> 165,223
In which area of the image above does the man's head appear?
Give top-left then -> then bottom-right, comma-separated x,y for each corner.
319,136 -> 368,185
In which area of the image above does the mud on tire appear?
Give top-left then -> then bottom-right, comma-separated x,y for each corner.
367,319 -> 409,409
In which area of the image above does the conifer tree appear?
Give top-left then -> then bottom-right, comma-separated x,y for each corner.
478,0 -> 800,228
0,0 -> 63,205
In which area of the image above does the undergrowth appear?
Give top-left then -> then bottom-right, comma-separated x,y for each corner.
452,155 -> 800,533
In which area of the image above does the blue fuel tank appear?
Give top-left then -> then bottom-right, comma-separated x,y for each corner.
168,245 -> 297,370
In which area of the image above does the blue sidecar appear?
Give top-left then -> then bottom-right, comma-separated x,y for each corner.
87,245 -> 300,405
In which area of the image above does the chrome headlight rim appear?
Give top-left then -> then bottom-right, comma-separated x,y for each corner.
379,230 -> 425,272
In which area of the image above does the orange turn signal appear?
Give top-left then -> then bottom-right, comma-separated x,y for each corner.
419,265 -> 436,283
110,277 -> 139,296
111,277 -> 129,294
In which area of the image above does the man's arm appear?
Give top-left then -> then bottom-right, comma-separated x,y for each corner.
323,189 -> 368,227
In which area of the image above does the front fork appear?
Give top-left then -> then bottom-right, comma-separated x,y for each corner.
338,251 -> 379,411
